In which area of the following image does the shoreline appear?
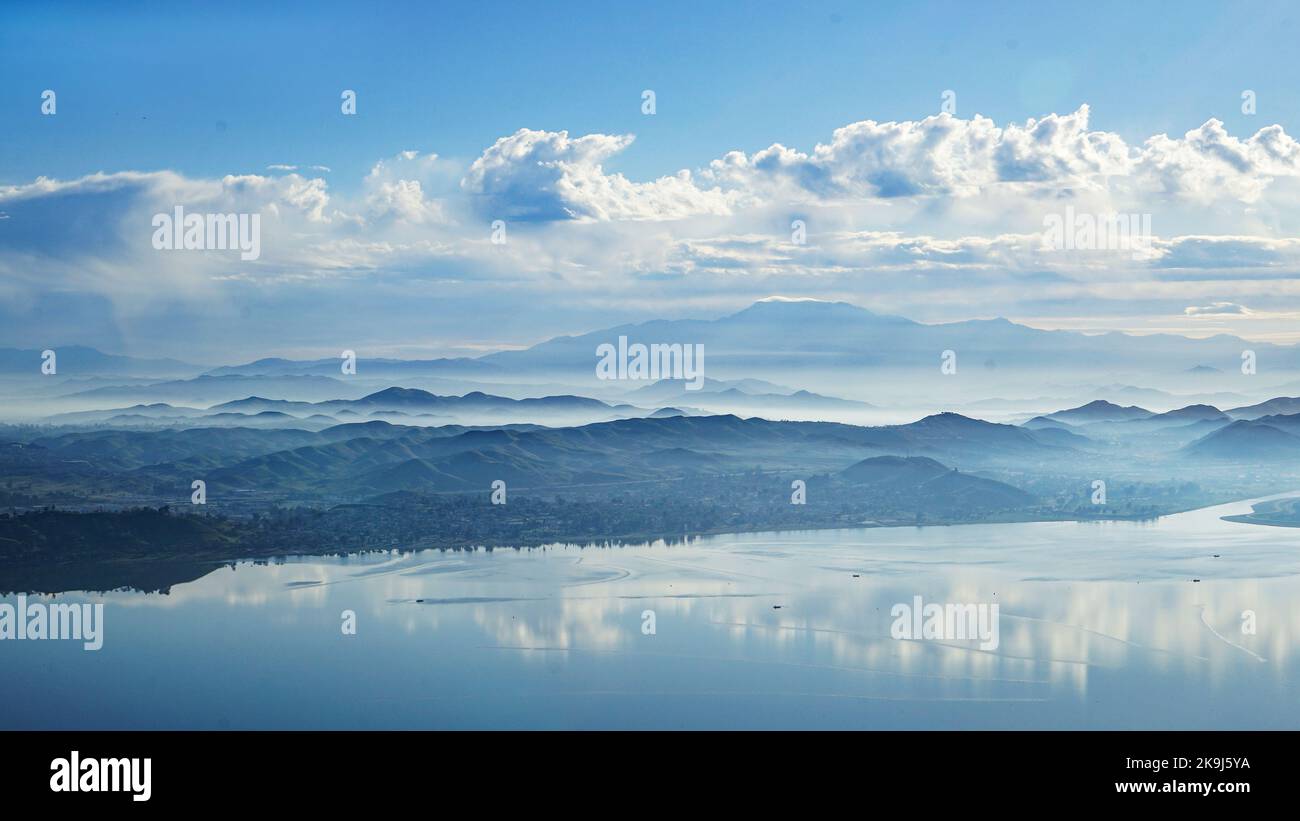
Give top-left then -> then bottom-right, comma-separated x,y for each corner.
6,490 -> 1299,596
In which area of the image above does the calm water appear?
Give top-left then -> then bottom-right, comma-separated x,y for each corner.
3,495 -> 1300,729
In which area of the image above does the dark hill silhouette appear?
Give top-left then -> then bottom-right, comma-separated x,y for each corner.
1184,420 -> 1300,460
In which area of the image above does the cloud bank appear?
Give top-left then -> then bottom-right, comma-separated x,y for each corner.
5,107 -> 1300,355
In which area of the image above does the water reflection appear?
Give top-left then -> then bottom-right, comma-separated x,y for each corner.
2,495 -> 1298,728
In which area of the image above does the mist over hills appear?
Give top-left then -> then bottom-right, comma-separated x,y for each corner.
60,374 -> 366,405
184,411 -> 1074,498
6,296 -> 1300,499
1183,419 -> 1300,460
6,297 -> 1300,579
201,355 -> 507,380
1228,396 -> 1300,419
8,395 -> 1298,504
6,341 -> 1300,505
2,410 -> 1072,500
1017,396 -> 1300,454
7,380 -> 1300,592
1046,400 -> 1154,424
468,299 -> 1300,398
10,299 -> 1298,422
0,345 -> 196,377
37,386 -> 664,430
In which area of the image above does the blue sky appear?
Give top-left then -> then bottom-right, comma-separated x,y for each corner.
3,0 -> 1300,360
3,0 -> 1292,186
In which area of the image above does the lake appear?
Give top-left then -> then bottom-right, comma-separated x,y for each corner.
3,494 -> 1299,729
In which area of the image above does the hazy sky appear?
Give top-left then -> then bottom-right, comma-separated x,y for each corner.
3,0 -> 1300,362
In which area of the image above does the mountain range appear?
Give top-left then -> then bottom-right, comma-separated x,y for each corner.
41,386 -> 663,430
11,299 -> 1300,412
5,411 -> 1076,501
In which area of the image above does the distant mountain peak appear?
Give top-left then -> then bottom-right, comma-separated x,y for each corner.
361,387 -> 438,402
1048,400 -> 1153,423
1153,403 -> 1224,419
1185,418 -> 1300,460
915,411 -> 983,424
754,296 -> 841,304
1228,396 -> 1300,420
729,297 -> 914,324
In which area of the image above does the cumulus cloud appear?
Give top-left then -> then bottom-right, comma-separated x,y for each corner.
365,179 -> 444,224
448,108 -> 1300,230
461,128 -> 733,221
359,151 -> 455,225
702,106 -> 1130,201
6,106 -> 1300,354
219,173 -> 331,222
1136,120 -> 1300,203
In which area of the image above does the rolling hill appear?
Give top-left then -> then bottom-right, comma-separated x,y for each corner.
1183,420 -> 1300,460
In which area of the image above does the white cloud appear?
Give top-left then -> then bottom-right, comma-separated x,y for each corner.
449,109 -> 1300,231
358,151 -> 455,225
460,128 -> 733,221
1185,302 -> 1252,316
702,105 -> 1131,201
1136,120 -> 1300,203
7,107 -> 1300,353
